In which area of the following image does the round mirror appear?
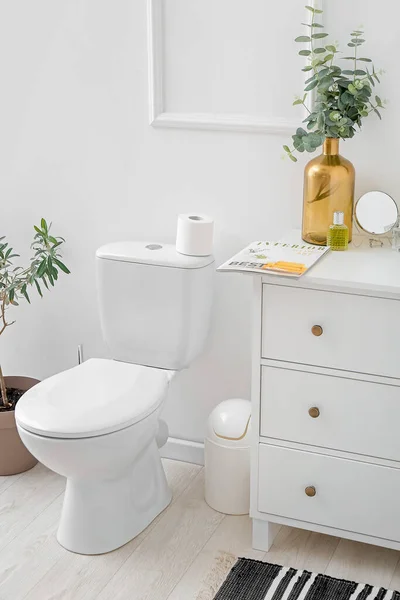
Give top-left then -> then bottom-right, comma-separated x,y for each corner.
355,191 -> 398,235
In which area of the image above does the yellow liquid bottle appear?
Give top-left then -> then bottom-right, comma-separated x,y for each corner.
327,211 -> 348,251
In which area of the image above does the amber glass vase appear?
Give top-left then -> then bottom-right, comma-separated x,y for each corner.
302,138 -> 355,246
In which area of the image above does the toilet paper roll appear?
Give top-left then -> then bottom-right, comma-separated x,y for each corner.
176,214 -> 214,257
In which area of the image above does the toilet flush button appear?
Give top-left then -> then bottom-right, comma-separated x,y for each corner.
146,244 -> 163,250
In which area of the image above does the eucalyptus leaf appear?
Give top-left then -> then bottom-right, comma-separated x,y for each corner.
317,68 -> 330,78
312,33 -> 329,39
302,22 -> 324,28
299,49 -> 311,56
313,47 -> 326,54
304,79 -> 319,91
296,127 -> 308,137
305,74 -> 316,84
295,35 -> 311,42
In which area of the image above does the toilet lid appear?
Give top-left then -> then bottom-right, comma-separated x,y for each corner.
15,359 -> 171,439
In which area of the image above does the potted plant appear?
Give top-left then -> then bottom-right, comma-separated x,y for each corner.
284,4 -> 385,245
0,219 -> 70,475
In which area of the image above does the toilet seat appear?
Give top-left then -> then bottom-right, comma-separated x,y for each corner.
15,358 -> 171,439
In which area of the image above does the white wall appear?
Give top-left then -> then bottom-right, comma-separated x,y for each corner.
1,0 -> 398,449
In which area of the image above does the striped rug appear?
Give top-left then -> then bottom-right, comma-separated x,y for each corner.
212,558 -> 400,600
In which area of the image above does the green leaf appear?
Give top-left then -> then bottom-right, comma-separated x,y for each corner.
312,33 -> 329,39
296,127 -> 308,137
37,259 -> 47,278
354,69 -> 367,76
302,65 -> 313,72
305,5 -> 315,11
342,70 -> 354,75
322,54 -> 334,64
288,154 -> 297,162
299,49 -> 311,56
319,75 -> 334,90
348,43 -> 355,47
326,45 -> 336,52
34,226 -> 44,236
40,218 -> 48,233
313,47 -> 326,54
53,258 -> 70,274
302,22 -> 324,28
317,67 -> 330,78
305,79 -> 318,91
359,58 -> 372,62
34,279 -> 43,297
317,112 -> 325,129
373,107 -> 382,120
352,38 -> 365,44
283,145 -> 290,152
295,36 -> 311,43
21,284 -> 30,304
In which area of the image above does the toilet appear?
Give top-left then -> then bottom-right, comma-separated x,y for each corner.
15,241 -> 214,555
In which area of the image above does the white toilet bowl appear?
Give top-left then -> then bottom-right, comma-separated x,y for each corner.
16,358 -> 174,555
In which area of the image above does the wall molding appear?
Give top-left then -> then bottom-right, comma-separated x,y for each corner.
147,0 -> 321,135
160,436 -> 205,466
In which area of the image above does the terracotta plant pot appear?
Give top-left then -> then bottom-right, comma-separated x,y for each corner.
0,376 -> 40,476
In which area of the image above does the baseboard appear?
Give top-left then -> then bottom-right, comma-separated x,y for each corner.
160,437 -> 205,466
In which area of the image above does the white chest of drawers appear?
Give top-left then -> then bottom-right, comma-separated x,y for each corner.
250,244 -> 400,552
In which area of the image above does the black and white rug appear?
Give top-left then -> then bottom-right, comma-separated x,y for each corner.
211,558 -> 400,600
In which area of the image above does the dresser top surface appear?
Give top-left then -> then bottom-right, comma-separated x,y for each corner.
262,238 -> 400,298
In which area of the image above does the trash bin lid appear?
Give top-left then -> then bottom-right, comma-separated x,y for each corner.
207,399 -> 251,447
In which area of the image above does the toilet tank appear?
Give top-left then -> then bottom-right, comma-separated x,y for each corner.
96,242 -> 214,370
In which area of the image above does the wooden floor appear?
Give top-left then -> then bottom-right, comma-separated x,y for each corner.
1,460 -> 400,600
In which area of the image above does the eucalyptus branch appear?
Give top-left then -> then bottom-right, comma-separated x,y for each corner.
284,4 -> 385,162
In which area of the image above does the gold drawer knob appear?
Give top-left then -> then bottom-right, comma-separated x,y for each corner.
308,407 -> 320,419
311,325 -> 323,337
305,486 -> 316,497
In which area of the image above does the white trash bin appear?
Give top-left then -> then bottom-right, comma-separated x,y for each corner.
204,399 -> 251,515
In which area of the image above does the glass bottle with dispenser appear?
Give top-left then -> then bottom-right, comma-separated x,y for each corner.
327,211 -> 349,251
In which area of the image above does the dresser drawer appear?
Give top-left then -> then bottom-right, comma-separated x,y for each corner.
261,284 -> 400,379
260,366 -> 400,461
258,444 -> 400,542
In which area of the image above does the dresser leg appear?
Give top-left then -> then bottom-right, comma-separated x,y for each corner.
252,519 -> 280,551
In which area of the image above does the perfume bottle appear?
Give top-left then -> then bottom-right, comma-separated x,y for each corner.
327,211 -> 349,251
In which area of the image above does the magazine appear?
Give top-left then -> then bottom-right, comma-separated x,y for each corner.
217,235 -> 329,278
